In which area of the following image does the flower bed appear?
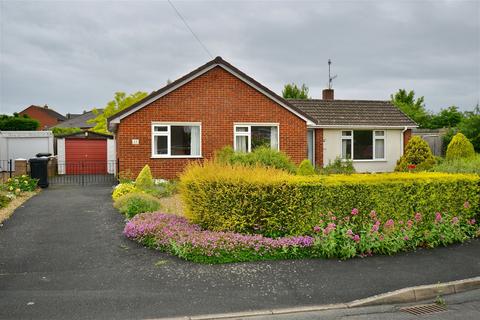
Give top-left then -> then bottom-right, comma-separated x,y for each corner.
124,209 -> 479,263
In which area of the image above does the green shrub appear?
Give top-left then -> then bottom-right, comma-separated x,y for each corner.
320,157 -> 355,175
297,159 -> 316,176
135,165 -> 154,190
395,136 -> 436,171
446,133 -> 475,160
0,192 -> 12,208
51,127 -> 82,137
114,192 -> 162,219
180,162 -> 479,237
215,146 -> 297,173
0,113 -> 39,131
431,154 -> 480,174
112,183 -> 136,200
144,180 -> 178,198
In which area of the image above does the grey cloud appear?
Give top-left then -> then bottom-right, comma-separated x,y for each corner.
0,0 -> 478,116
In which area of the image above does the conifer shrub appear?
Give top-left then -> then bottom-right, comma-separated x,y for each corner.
112,183 -> 136,201
395,136 -> 436,171
446,133 -> 475,160
297,159 -> 316,176
135,165 -> 154,190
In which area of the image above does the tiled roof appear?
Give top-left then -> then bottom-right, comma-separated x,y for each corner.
51,110 -> 102,129
288,99 -> 417,127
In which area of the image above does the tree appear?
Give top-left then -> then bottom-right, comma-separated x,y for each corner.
282,83 -> 310,99
428,106 -> 464,129
395,136 -> 436,171
0,113 -> 39,131
457,105 -> 480,152
51,127 -> 82,137
446,133 -> 475,160
391,89 -> 431,128
89,91 -> 148,134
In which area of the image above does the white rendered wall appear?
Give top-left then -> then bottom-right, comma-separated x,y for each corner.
322,129 -> 403,172
107,139 -> 116,174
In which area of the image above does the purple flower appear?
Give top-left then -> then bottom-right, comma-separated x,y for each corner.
313,225 -> 321,233
351,208 -> 359,216
384,219 -> 394,229
452,217 -> 459,225
404,236 -> 409,241
435,212 -> 442,223
369,210 -> 377,219
353,234 -> 360,242
414,213 -> 422,222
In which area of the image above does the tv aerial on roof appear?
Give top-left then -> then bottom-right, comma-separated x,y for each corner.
328,59 -> 337,89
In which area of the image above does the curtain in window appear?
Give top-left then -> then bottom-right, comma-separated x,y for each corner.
375,139 -> 384,159
190,126 -> 200,156
235,136 -> 248,152
270,126 -> 278,150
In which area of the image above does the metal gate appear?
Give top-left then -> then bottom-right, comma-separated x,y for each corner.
50,161 -> 118,186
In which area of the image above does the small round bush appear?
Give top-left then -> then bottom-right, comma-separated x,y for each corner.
112,183 -> 136,200
395,136 -> 436,171
114,192 -> 162,219
297,159 -> 316,176
0,192 -> 12,209
446,133 -> 475,160
135,165 -> 154,190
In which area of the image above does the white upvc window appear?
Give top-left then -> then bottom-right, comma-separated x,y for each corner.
234,123 -> 279,153
151,122 -> 201,158
341,130 -> 385,160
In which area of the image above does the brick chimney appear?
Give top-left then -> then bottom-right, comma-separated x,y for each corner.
322,89 -> 334,100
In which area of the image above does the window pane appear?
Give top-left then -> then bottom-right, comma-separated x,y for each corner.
171,126 -> 199,156
342,139 -> 352,159
236,126 -> 248,133
155,136 -> 168,155
342,131 -> 352,136
154,126 -> 168,132
375,139 -> 385,159
235,135 -> 248,152
353,130 -> 373,159
375,130 -> 385,136
251,126 -> 273,150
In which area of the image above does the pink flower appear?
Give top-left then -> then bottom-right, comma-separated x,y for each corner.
435,212 -> 442,223
399,220 -> 404,225
370,210 -> 377,219
371,223 -> 379,233
313,225 -> 321,233
346,229 -> 353,236
464,201 -> 470,209
406,220 -> 413,229
452,217 -> 459,225
384,219 -> 394,229
467,218 -> 476,225
351,208 -> 359,216
414,212 -> 422,222
344,216 -> 350,222
331,216 -> 337,221
353,234 -> 360,242
404,236 -> 409,241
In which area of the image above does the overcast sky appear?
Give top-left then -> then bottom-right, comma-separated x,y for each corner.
0,0 -> 479,116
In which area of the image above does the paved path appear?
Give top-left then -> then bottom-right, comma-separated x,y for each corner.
0,185 -> 479,320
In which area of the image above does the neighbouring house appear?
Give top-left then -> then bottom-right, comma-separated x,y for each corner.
52,110 -> 102,131
56,131 -> 115,175
19,105 -> 66,130
108,57 -> 417,179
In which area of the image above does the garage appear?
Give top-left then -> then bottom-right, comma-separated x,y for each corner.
56,131 -> 116,175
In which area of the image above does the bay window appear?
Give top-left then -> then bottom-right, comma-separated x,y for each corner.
341,130 -> 385,160
152,123 -> 201,157
234,124 -> 279,152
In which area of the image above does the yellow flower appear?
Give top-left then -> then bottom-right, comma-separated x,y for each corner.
9,186 -> 14,191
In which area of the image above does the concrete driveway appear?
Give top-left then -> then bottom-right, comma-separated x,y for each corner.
0,185 -> 479,320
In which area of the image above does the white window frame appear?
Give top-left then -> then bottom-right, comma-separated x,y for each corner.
341,130 -> 386,161
233,123 -> 279,152
151,122 -> 202,158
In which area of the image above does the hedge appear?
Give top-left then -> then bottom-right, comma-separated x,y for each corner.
180,163 -> 480,237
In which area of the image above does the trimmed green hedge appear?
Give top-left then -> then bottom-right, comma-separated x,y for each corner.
180,163 -> 480,237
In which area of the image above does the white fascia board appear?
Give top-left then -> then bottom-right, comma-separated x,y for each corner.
108,63 -> 313,126
307,125 -> 418,129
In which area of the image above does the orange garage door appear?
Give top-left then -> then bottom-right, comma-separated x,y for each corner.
65,139 -> 107,174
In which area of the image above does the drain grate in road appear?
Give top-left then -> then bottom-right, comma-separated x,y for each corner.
400,303 -> 447,316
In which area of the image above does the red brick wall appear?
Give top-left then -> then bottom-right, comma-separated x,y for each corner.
19,106 -> 61,130
314,128 -> 324,167
403,129 -> 412,152
116,66 -> 308,179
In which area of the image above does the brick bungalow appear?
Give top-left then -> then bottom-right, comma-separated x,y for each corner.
19,105 -> 66,130
108,57 -> 417,179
